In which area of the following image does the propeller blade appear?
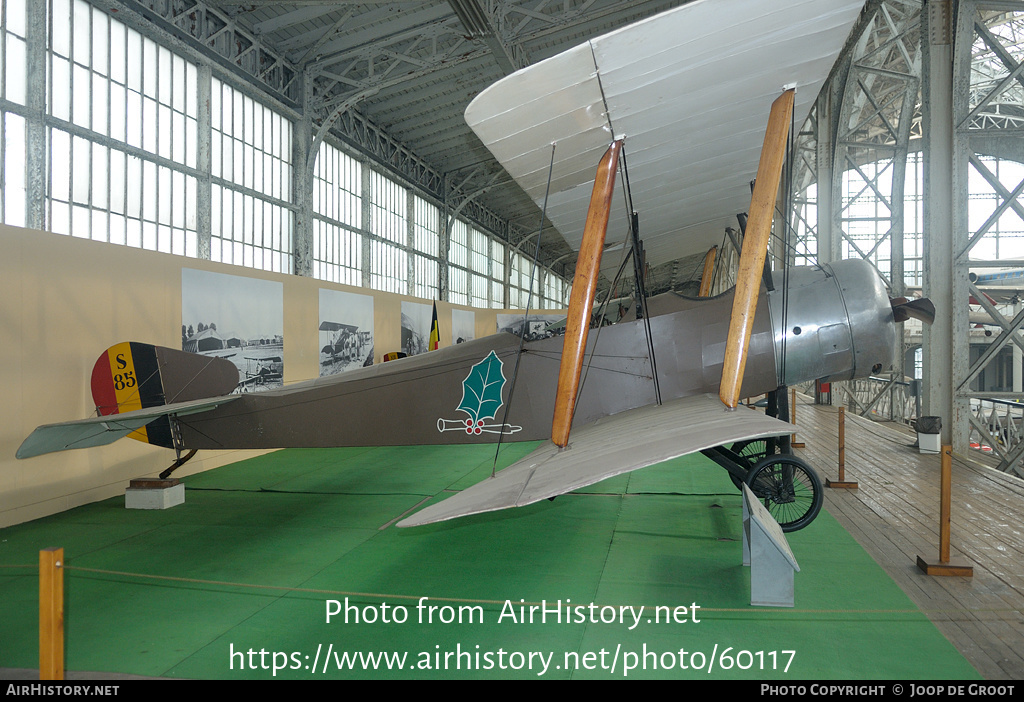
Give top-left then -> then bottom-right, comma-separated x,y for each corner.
719,89 -> 795,409
891,297 -> 936,325
551,140 -> 622,448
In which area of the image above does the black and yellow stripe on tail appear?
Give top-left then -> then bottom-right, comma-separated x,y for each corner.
90,342 -> 240,449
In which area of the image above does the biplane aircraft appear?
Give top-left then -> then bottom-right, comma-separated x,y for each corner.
319,321 -> 372,368
17,0 -> 931,532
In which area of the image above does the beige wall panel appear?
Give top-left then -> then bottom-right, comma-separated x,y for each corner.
0,223 -> 563,528
282,274 -> 321,385
376,294 -> 401,360
0,225 -> 280,527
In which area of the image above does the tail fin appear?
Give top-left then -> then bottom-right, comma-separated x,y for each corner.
90,342 -> 239,448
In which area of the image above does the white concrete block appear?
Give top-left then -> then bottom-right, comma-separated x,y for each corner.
125,479 -> 184,510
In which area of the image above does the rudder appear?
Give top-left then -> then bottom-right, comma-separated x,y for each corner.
90,342 -> 239,448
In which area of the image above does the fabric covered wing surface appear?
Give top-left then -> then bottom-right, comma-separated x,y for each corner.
398,393 -> 793,527
464,0 -> 865,270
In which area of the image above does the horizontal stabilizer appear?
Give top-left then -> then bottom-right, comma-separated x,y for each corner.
16,395 -> 240,459
398,393 -> 793,527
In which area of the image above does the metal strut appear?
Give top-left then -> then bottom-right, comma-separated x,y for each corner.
160,415 -> 197,479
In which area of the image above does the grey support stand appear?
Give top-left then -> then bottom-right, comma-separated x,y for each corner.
742,483 -> 800,607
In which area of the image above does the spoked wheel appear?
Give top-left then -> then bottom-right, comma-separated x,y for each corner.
727,439 -> 778,489
745,454 -> 822,532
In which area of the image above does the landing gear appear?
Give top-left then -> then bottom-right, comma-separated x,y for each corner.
701,388 -> 823,532
704,439 -> 823,532
727,438 -> 778,489
745,454 -> 822,532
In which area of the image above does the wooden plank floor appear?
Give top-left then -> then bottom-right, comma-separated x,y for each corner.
790,393 -> 1024,680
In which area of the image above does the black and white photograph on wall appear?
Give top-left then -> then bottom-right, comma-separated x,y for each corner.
451,309 -> 475,345
319,288 -> 374,377
401,301 -> 432,356
182,268 -> 284,392
496,313 -> 563,341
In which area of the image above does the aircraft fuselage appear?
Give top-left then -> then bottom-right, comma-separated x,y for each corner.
172,259 -> 895,451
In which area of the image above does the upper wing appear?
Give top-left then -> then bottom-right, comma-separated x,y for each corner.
464,0 -> 863,271
398,393 -> 792,527
16,395 -> 240,459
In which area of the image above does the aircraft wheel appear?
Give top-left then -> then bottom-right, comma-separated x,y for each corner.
745,454 -> 822,532
727,439 -> 776,489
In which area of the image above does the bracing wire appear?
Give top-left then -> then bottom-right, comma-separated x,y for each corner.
573,241 -> 634,426
620,146 -> 661,405
572,141 -> 661,423
770,201 -> 826,275
778,99 -> 797,394
491,143 -> 557,477
709,229 -> 730,296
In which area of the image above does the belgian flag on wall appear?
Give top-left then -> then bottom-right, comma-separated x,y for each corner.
429,302 -> 440,350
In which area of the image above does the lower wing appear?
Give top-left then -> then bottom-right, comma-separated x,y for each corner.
398,393 -> 793,527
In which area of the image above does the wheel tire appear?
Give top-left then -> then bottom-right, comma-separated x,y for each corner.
744,454 -> 823,532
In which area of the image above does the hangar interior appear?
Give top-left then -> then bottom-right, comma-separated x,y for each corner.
2,0 -> 1024,681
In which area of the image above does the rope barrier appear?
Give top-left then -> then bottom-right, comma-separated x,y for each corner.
3,560 -> 1020,619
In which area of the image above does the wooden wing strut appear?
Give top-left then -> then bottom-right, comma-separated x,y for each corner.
719,89 -> 794,409
551,140 -> 622,448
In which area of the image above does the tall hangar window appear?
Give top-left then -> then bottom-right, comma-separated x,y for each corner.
448,218 -> 469,306
509,253 -> 563,310
412,195 -> 440,300
791,182 -> 817,268
837,148 -> 1024,290
543,274 -> 565,309
0,0 -> 570,308
903,151 -> 924,288
509,252 -> 536,309
490,238 -> 506,308
841,158 -> 896,284
211,77 -> 292,273
0,0 -> 26,225
967,155 -> 1024,260
313,140 -> 362,286
469,227 -> 491,308
369,169 -> 408,294
449,220 -> 506,309
48,0 -> 198,254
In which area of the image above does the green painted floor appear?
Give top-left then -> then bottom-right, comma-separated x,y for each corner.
0,444 -> 981,679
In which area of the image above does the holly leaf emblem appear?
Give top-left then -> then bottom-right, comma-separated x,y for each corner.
457,351 -> 506,424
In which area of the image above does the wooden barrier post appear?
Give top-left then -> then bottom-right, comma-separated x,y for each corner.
789,388 -> 805,448
831,406 -> 845,482
916,446 -> 973,577
826,406 -> 858,489
39,547 -> 64,680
